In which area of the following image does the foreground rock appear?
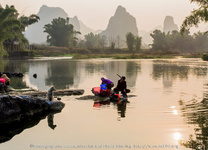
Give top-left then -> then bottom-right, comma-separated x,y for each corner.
0,95 -> 65,124
0,95 -> 65,143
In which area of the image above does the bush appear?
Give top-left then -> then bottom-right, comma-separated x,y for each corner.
202,54 -> 208,61
71,48 -> 91,54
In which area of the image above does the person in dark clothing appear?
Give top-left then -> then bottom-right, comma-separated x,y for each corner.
114,76 -> 130,97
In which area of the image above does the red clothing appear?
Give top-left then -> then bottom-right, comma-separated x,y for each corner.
100,89 -> 112,97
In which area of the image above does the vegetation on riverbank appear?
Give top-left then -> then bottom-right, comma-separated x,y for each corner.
27,45 -> 203,59
202,54 -> 208,61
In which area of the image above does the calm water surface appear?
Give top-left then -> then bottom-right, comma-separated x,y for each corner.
0,58 -> 208,150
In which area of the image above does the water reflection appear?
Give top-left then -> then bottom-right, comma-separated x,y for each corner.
1,59 -> 207,92
1,58 -> 208,149
178,93 -> 208,149
0,59 -> 141,92
174,132 -> 182,141
47,114 -> 57,130
93,100 -> 127,120
45,61 -> 77,89
117,102 -> 127,118
24,59 -> 140,92
152,60 -> 208,90
2,59 -> 29,76
0,59 -> 29,89
0,59 -> 9,72
85,60 -> 141,88
0,112 -> 59,144
152,61 -> 190,81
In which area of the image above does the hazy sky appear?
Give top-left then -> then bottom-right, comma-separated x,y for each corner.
1,0 -> 207,32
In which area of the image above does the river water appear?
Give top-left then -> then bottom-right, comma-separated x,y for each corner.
0,57 -> 208,150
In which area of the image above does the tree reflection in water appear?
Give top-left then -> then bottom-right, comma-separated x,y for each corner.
178,91 -> 208,149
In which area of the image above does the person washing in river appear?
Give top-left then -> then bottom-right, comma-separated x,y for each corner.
0,73 -> 11,93
101,77 -> 114,90
114,76 -> 130,98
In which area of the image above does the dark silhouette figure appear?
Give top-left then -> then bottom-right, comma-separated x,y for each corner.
47,115 -> 57,130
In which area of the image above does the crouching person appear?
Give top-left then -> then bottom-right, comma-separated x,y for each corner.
0,73 -> 11,93
113,76 -> 130,98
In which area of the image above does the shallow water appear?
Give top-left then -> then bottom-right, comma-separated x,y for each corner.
1,58 -> 208,150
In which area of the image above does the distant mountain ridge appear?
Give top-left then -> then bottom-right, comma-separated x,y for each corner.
163,16 -> 178,34
101,6 -> 138,47
139,16 -> 178,46
25,5 -> 94,44
24,5 -> 179,47
25,5 -> 67,44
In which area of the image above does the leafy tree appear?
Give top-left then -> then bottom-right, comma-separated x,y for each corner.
0,5 -> 39,57
44,17 -> 80,47
108,36 -> 116,50
167,30 -> 182,50
150,30 -> 167,51
0,5 -> 20,56
178,30 -> 195,53
135,36 -> 142,51
116,35 -> 122,49
150,29 -> 197,53
193,32 -> 208,52
14,14 -> 40,49
77,39 -> 86,48
126,32 -> 135,52
99,35 -> 107,50
84,32 -> 100,49
180,0 -> 208,33
110,41 -> 116,50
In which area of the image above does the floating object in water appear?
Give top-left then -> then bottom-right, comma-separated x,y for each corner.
33,74 -> 37,78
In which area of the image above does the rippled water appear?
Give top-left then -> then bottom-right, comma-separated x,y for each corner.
0,58 -> 208,150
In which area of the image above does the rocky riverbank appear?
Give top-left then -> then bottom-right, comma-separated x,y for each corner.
0,95 -> 65,124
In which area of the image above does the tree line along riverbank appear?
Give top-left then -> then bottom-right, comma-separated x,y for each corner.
5,45 -> 205,60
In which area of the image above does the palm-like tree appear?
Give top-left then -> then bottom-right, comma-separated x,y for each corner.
44,17 -> 80,47
0,5 -> 39,57
15,14 -> 40,49
0,5 -> 21,56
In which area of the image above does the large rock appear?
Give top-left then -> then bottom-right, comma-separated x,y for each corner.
0,95 -> 65,124
101,5 -> 138,48
163,16 -> 178,34
0,95 -> 65,143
